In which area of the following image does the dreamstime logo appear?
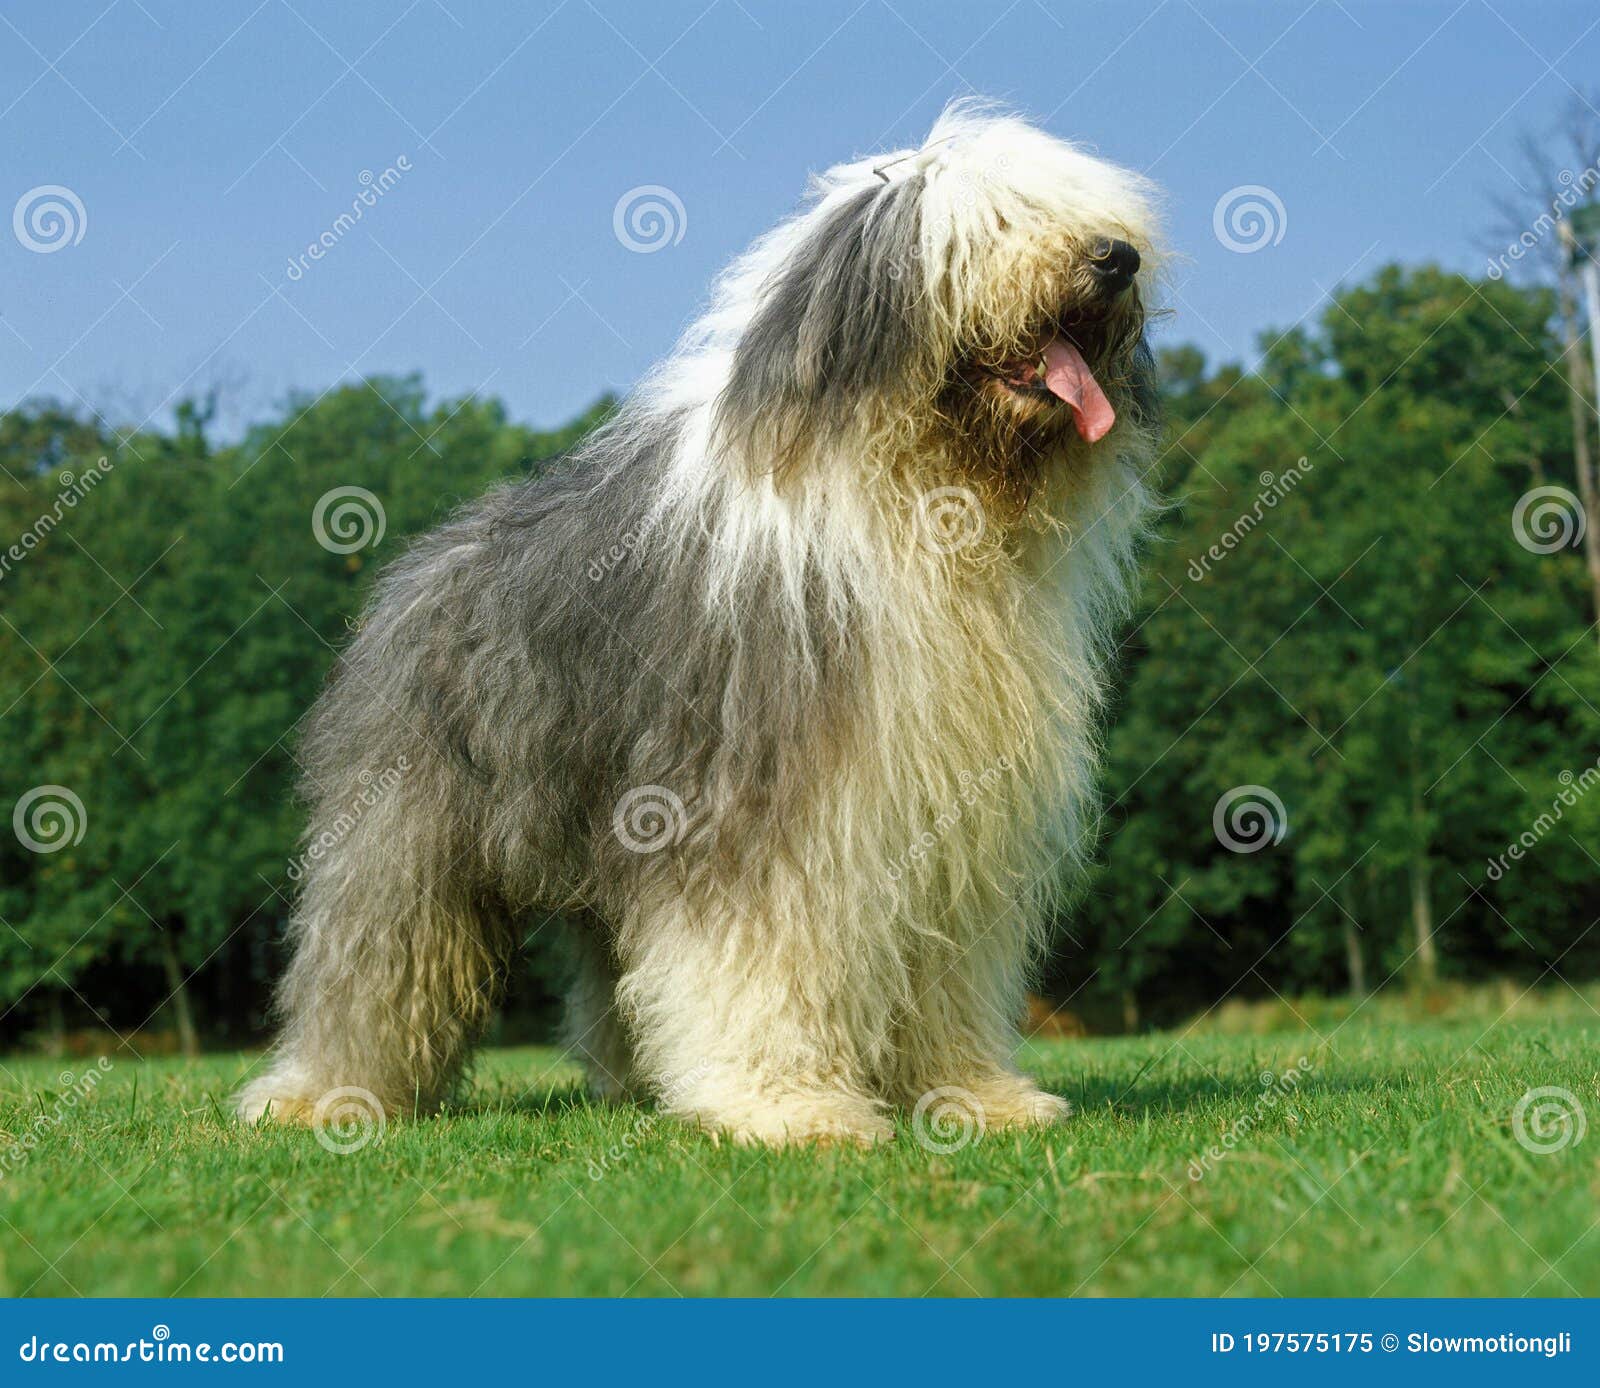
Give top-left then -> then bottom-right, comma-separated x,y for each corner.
1511,1086 -> 1586,1155
287,757 -> 410,883
613,185 -> 686,253
1212,784 -> 1287,853
312,486 -> 386,554
284,156 -> 411,281
1187,458 -> 1314,581
13,185 -> 87,253
911,1086 -> 985,1154
612,784 -> 687,853
0,1057 -> 112,1182
12,785 -> 87,854
885,757 -> 1014,886
1212,185 -> 1286,253
914,486 -> 986,554
1486,161 -> 1600,280
312,1086 -> 386,1154
0,457 -> 115,584
1485,757 -> 1600,882
1187,1056 -> 1315,1180
1512,485 -> 1586,555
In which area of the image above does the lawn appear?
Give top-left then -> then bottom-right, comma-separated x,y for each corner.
1,995 -> 1596,1297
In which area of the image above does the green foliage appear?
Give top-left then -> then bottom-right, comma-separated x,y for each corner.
1049,266 -> 1600,1021
0,380 -> 609,1040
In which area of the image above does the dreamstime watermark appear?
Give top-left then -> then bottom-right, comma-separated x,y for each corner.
18,1327 -> 283,1365
13,184 -> 86,253
586,1065 -> 711,1180
914,486 -> 986,554
1187,1056 -> 1315,1180
287,757 -> 410,883
0,457 -> 115,583
885,757 -> 1014,885
1212,784 -> 1287,853
586,523 -> 648,582
312,1086 -> 386,1154
613,185 -> 686,253
1511,1086 -> 1586,1155
883,150 -> 1014,281
1484,756 -> 1600,882
12,785 -> 87,855
1512,485 -> 1586,555
0,1058 -> 112,1182
312,486 -> 386,554
1486,161 -> 1600,280
1187,458 -> 1313,581
911,1086 -> 986,1154
284,155 -> 412,281
612,784 -> 687,853
1213,185 -> 1286,254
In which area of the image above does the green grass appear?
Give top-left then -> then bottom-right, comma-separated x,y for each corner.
1,1003 -> 1596,1297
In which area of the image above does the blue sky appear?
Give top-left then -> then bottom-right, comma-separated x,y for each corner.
3,0 -> 1598,438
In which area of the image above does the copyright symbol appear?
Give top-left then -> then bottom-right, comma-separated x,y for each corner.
1380,1333 -> 1398,1353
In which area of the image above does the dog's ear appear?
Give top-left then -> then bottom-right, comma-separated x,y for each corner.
717,178 -> 928,476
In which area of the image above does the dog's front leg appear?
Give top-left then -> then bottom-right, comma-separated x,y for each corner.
888,905 -> 1072,1133
612,892 -> 895,1147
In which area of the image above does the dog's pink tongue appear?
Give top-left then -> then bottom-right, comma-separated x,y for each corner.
1041,337 -> 1115,443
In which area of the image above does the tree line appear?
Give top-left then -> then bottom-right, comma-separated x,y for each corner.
1,264 -> 1597,1049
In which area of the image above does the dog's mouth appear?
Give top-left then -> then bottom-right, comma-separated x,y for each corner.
988,333 -> 1116,443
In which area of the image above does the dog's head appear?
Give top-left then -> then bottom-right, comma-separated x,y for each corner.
714,104 -> 1164,499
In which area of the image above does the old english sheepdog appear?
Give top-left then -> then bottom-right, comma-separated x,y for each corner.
238,103 -> 1164,1146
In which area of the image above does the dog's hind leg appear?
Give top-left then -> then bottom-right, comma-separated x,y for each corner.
236,788 -> 511,1126
561,918 -> 638,1103
615,892 -> 896,1147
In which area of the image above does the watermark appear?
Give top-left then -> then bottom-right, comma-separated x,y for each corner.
885,757 -> 1014,885
312,1086 -> 386,1154
911,1086 -> 986,1153
1187,1057 -> 1315,1180
13,185 -> 87,253
1486,160 -> 1600,280
586,1065 -> 711,1180
0,1058 -> 112,1182
1511,1085 -> 1586,1155
612,785 -> 687,854
1484,756 -> 1600,881
1512,485 -> 1586,555
0,457 -> 115,583
612,185 -> 686,253
287,757 -> 410,883
284,156 -> 412,282
12,785 -> 87,855
312,485 -> 386,554
18,1327 -> 282,1365
586,523 -> 647,582
1187,458 -> 1313,582
913,485 -> 986,554
1212,784 -> 1287,854
883,151 -> 1014,282
1213,185 -> 1286,254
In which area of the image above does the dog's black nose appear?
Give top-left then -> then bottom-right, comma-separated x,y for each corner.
1089,237 -> 1141,293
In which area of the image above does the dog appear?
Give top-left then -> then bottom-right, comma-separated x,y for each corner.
237,103 -> 1163,1146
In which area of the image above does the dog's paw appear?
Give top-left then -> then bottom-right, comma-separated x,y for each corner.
983,1087 -> 1072,1129
699,1094 -> 895,1149
235,1090 -> 318,1125
914,1080 -> 1071,1136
